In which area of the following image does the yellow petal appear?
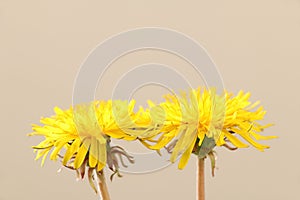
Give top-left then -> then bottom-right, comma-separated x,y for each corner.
249,131 -> 278,140
89,137 -> 98,168
224,130 -> 249,148
178,134 -> 197,169
74,139 -> 91,169
62,139 -> 81,165
231,128 -> 269,151
95,135 -> 107,166
148,136 -> 173,150
97,161 -> 105,171
41,150 -> 50,166
215,130 -> 225,146
171,126 -> 197,163
50,137 -> 74,160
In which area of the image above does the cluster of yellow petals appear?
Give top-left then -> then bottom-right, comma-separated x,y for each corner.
142,88 -> 276,168
30,100 -> 153,172
30,87 -> 276,172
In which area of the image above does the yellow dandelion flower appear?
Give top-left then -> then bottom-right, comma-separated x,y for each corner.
141,87 -> 276,170
29,100 -> 143,193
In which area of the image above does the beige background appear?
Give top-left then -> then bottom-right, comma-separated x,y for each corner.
1,0 -> 300,199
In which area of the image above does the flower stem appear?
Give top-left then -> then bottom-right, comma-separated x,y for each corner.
97,171 -> 111,200
198,158 -> 205,200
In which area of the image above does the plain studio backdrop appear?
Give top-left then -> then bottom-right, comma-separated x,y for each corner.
1,0 -> 299,199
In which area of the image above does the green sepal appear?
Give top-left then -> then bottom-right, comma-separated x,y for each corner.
196,136 -> 216,159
